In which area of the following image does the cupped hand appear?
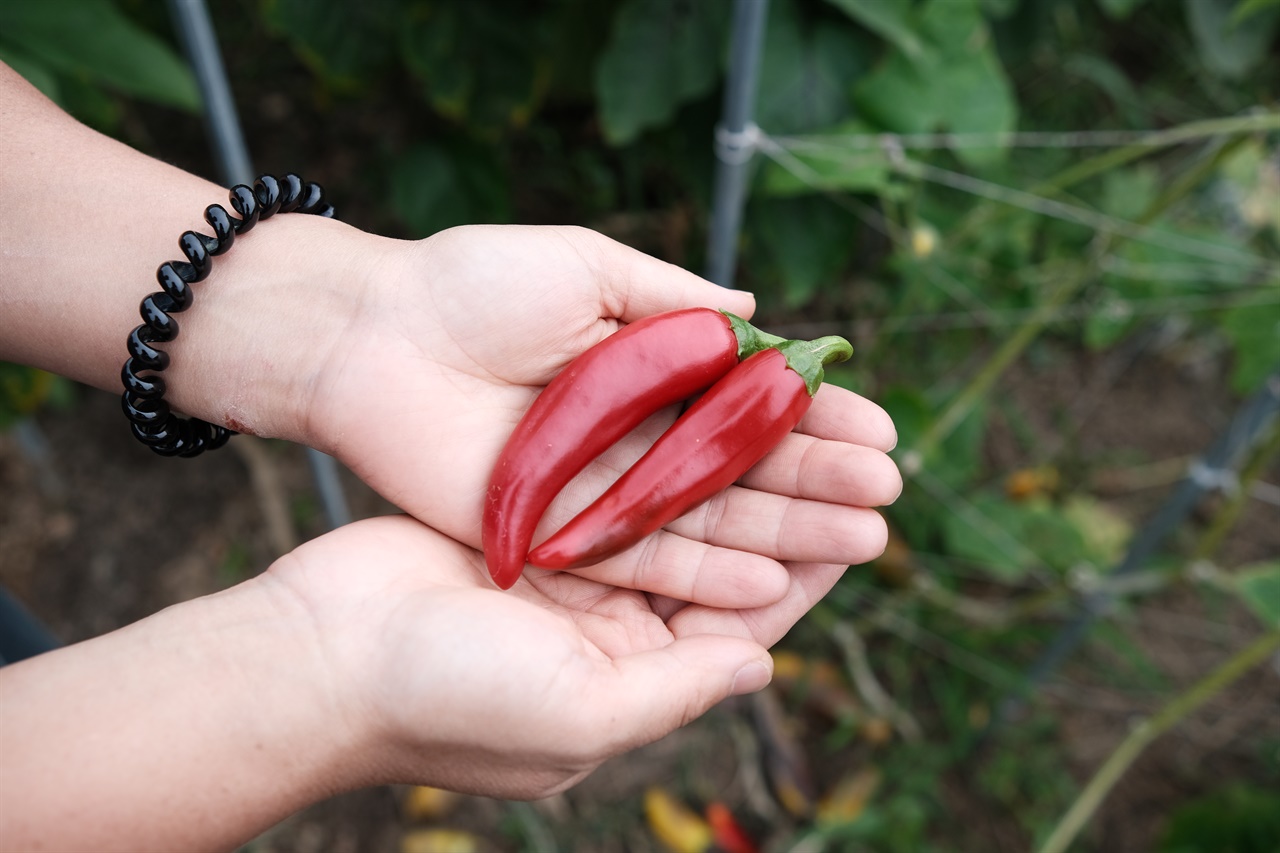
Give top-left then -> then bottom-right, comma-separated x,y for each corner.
305,225 -> 900,600
266,514 -> 780,799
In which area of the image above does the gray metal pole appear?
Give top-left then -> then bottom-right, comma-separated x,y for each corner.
706,0 -> 769,288
166,0 -> 251,185
167,0 -> 352,530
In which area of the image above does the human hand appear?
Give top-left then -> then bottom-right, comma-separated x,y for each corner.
0,513 -> 792,851
0,65 -> 897,600
297,225 -> 901,600
265,513 -> 818,798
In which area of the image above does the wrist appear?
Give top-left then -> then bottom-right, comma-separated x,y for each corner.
155,211 -> 391,447
218,571 -> 384,793
0,573 -> 374,851
173,575 -> 378,803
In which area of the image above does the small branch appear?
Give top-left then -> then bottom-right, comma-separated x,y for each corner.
11,417 -> 65,502
1038,629 -> 1280,853
832,621 -> 923,742
231,436 -> 298,558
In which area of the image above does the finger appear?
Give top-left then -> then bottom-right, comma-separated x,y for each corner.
668,561 -> 850,648
738,432 -> 903,508
586,634 -> 773,755
521,575 -> 680,659
563,533 -> 792,610
665,486 -> 890,567
798,384 -> 897,452
572,229 -> 757,322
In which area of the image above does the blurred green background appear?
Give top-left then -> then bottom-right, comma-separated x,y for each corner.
1,0 -> 1278,851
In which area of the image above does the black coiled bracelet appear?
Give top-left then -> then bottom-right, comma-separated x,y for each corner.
121,174 -> 335,457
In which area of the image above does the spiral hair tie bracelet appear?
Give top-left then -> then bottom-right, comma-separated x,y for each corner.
121,174 -> 336,457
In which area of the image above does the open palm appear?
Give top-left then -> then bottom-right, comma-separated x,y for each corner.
269,514 -> 849,798
306,225 -> 901,602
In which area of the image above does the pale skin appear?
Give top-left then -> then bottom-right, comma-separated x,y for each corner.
0,62 -> 901,852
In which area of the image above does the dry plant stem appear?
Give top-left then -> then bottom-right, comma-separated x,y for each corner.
1038,628 -> 1280,853
904,132 -> 1251,465
945,111 -> 1280,251
728,712 -> 785,823
231,436 -> 298,557
906,263 -> 1085,465
832,621 -> 923,742
506,802 -> 557,853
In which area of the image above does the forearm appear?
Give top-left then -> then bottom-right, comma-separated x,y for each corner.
0,61 -> 392,443
0,576 -> 372,852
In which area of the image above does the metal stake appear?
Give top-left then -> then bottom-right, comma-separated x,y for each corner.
167,0 -> 351,530
706,0 -> 769,288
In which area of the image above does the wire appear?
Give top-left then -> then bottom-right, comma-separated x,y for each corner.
769,288 -> 1280,337
895,157 -> 1269,269
769,113 -> 1280,152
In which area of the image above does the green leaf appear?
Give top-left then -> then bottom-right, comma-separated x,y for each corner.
1090,217 -> 1263,353
1234,561 -> 1280,628
1218,139 -> 1280,241
979,0 -> 1022,16
884,384 -> 988,489
1218,298 -> 1280,394
0,0 -> 198,111
57,73 -> 126,134
756,0 -> 870,134
751,196 -> 859,308
0,44 -> 61,104
261,0 -> 399,91
941,491 -> 1093,582
934,394 -> 990,490
594,0 -> 730,146
399,2 -> 551,129
852,0 -> 1016,167
822,0 -> 929,63
1160,784 -> 1280,853
1099,163 -> 1160,225
1230,0 -> 1280,25
388,140 -> 510,238
880,386 -> 933,461
1097,0 -> 1151,19
0,364 -> 65,429
1062,496 -> 1132,567
939,494 -> 1034,582
1184,0 -> 1280,81
1083,293 -> 1136,351
1062,53 -> 1150,126
1090,621 -> 1170,689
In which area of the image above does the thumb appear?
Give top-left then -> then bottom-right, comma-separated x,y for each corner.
582,231 -> 757,323
593,635 -> 773,753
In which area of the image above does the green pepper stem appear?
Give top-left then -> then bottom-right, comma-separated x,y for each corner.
776,335 -> 854,396
723,311 -> 788,359
720,311 -> 852,395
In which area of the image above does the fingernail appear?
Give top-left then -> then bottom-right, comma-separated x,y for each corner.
730,660 -> 773,696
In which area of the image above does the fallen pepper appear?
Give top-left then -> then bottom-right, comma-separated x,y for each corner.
482,308 -> 786,589
527,334 -> 852,570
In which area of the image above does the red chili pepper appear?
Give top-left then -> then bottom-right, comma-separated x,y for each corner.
527,335 -> 852,570
705,802 -> 759,853
483,308 -> 785,589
